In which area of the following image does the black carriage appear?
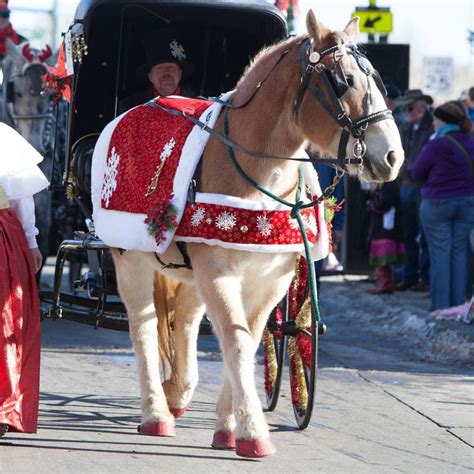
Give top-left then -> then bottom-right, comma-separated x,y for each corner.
41,0 -> 321,430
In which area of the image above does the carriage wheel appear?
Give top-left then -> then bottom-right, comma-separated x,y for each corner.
287,256 -> 319,430
262,298 -> 286,412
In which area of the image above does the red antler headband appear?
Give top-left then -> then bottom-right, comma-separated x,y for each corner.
21,43 -> 34,62
38,45 -> 52,62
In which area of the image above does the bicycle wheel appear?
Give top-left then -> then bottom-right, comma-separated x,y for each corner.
262,296 -> 287,411
287,256 -> 319,430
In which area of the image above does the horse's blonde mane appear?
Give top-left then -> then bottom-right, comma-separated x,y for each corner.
232,34 -> 306,107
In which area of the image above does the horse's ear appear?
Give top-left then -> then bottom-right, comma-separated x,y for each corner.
344,17 -> 360,40
306,10 -> 330,46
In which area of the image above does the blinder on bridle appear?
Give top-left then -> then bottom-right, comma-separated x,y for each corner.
24,63 -> 49,96
323,61 -> 349,98
294,37 -> 393,171
6,63 -> 49,103
5,81 -> 14,103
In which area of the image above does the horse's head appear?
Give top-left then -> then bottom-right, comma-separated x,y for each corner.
2,39 -> 56,154
298,11 -> 404,182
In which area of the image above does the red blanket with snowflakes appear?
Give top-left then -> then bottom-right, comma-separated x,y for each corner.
101,97 -> 212,242
92,93 -> 329,259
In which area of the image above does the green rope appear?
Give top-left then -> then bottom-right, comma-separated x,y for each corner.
223,108 -> 322,323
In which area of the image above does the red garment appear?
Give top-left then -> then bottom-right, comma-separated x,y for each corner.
0,207 -> 40,433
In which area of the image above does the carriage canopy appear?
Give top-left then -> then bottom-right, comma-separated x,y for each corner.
67,0 -> 287,149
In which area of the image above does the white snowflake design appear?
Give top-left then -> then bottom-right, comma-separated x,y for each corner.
306,213 -> 318,234
215,211 -> 237,231
190,207 -> 206,227
256,215 -> 273,237
288,215 -> 300,230
161,138 -> 176,161
101,147 -> 120,208
169,40 -> 186,60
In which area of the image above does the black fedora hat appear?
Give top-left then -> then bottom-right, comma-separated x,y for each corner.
397,89 -> 433,108
141,29 -> 193,78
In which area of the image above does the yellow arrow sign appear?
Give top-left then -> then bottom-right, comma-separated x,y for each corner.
352,8 -> 393,34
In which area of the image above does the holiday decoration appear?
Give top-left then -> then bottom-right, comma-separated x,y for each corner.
43,40 -> 73,104
169,39 -> 186,60
287,256 -> 311,411
263,306 -> 283,398
145,192 -> 178,245
72,34 -> 88,63
101,147 -> 120,207
323,195 -> 345,251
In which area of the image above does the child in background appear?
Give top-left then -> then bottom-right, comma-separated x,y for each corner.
367,180 -> 405,294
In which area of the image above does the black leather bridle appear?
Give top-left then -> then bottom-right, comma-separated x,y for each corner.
294,38 -> 393,170
147,36 -> 394,173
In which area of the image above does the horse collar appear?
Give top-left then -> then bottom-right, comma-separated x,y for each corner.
294,37 -> 393,171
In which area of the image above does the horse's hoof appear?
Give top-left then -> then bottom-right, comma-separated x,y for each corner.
137,421 -> 176,437
211,431 -> 236,450
236,437 -> 276,458
169,402 -> 191,419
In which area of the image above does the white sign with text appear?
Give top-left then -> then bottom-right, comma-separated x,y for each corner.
423,57 -> 453,96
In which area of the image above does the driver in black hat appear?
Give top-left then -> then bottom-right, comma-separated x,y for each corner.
119,29 -> 194,112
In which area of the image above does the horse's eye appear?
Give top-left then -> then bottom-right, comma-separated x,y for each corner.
16,92 -> 22,98
347,75 -> 355,87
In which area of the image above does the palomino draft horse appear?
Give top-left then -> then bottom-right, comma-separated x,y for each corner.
94,12 -> 404,458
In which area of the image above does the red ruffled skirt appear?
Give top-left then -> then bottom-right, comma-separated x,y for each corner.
0,207 -> 40,433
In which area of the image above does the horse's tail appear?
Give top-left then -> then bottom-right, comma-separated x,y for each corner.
153,272 -> 181,378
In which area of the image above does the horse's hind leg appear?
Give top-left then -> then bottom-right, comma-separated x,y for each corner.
161,281 -> 205,417
112,250 -> 175,436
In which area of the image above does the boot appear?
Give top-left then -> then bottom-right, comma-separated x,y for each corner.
368,266 -> 394,294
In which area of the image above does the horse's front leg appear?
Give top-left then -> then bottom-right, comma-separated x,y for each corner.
162,282 -> 205,417
191,251 -> 275,457
210,257 -> 295,456
112,250 -> 175,436
211,375 -> 236,449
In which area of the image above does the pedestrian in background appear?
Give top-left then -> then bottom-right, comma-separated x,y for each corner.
412,101 -> 474,319
396,89 -> 433,292
0,122 -> 48,437
366,181 -> 405,294
384,83 -> 407,129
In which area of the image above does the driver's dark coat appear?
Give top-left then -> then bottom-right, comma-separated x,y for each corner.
118,85 -> 196,114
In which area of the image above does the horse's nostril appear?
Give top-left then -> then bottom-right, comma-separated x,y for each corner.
386,151 -> 397,168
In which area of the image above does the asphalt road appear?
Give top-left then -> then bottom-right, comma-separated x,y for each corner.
1,269 -> 472,473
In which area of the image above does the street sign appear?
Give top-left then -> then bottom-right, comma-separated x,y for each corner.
351,7 -> 393,34
423,57 -> 453,96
